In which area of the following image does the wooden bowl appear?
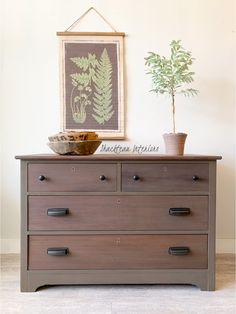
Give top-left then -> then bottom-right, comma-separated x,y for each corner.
48,131 -> 98,142
48,140 -> 102,155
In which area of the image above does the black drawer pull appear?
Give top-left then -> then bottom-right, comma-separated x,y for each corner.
169,208 -> 191,216
38,175 -> 46,181
192,175 -> 199,181
133,175 -> 140,181
168,247 -> 190,256
47,208 -> 69,216
99,175 -> 106,181
47,247 -> 69,256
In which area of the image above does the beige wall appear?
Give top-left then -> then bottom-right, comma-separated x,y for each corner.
1,0 -> 235,253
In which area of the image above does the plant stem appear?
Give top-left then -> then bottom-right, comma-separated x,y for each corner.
171,91 -> 176,133
70,85 -> 76,115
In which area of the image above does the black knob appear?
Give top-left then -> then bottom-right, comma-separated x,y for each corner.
192,175 -> 199,181
133,175 -> 140,181
99,175 -> 106,181
38,175 -> 46,181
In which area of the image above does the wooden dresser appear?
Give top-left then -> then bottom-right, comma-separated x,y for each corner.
16,154 -> 221,292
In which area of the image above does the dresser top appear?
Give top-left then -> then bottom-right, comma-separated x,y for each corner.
15,154 -> 222,161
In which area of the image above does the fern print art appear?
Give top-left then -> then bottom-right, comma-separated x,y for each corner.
69,49 -> 113,125
61,36 -> 124,138
92,48 -> 114,124
70,53 -> 98,124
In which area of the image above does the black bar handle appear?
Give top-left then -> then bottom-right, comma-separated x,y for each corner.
168,247 -> 190,256
169,208 -> 191,216
47,208 -> 69,216
47,247 -> 69,256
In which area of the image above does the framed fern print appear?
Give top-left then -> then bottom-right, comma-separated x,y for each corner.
57,32 -> 125,139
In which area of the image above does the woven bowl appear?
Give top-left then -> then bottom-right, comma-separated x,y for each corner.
48,140 -> 102,155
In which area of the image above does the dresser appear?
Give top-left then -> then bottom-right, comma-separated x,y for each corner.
15,154 -> 221,292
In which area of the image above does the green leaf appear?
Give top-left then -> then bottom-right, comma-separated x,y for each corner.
71,56 -> 89,71
92,113 -> 105,124
88,53 -> 98,68
92,48 -> 114,125
70,53 -> 99,125
70,73 -> 90,86
144,40 -> 198,97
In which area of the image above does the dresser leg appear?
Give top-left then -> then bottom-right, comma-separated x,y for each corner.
198,280 -> 215,291
21,273 -> 41,292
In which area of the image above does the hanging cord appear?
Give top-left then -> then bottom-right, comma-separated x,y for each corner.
65,7 -> 117,32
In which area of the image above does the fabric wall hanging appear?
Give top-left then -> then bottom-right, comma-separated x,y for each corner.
57,7 -> 125,139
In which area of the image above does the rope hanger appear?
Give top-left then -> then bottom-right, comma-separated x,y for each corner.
65,7 -> 117,32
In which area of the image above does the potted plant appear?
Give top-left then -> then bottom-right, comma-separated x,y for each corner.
144,40 -> 198,155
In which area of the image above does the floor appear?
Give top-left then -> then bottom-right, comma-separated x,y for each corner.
0,254 -> 235,314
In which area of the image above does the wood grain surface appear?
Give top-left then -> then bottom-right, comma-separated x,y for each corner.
16,154 -> 222,161
28,163 -> 117,192
28,234 -> 208,270
122,163 -> 209,192
28,195 -> 208,231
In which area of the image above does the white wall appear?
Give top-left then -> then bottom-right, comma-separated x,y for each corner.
1,0 -> 235,253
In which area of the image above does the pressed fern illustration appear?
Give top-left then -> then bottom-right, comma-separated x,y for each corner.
92,48 -> 114,124
69,48 -> 113,125
70,53 -> 98,123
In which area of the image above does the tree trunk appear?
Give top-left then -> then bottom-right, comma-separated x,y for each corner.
171,92 -> 176,133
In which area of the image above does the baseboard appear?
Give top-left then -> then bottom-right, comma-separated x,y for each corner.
1,238 -> 235,254
0,239 -> 20,254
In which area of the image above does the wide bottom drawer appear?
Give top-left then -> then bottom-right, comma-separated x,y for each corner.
28,235 -> 208,270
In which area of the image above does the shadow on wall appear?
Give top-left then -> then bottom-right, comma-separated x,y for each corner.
216,161 -> 235,239
193,78 -> 234,119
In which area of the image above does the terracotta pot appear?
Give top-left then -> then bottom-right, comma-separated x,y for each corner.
163,133 -> 187,155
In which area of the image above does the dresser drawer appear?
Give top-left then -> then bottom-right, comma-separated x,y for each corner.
28,163 -> 117,192
28,195 -> 208,231
122,163 -> 209,192
28,235 -> 208,270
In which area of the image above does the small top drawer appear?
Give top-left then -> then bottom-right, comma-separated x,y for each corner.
122,163 -> 209,192
28,163 -> 117,192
